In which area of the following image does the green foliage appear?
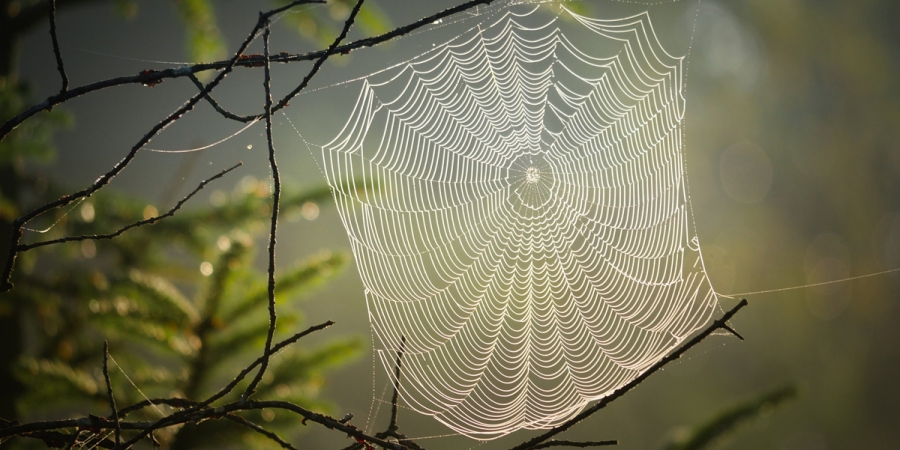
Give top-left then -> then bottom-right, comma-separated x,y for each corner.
112,0 -> 139,19
173,0 -> 227,64
277,0 -> 391,47
10,175 -> 362,447
0,79 -> 70,168
662,384 -> 800,450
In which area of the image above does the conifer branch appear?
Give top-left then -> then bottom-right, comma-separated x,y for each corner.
112,321 -> 334,448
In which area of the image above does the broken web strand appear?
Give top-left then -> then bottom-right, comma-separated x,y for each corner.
309,2 -> 718,439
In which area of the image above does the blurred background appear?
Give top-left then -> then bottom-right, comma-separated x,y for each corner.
3,0 -> 900,448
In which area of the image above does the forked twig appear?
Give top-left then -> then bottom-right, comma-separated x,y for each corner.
188,73 -> 257,122
271,0 -> 367,114
245,0 -> 366,399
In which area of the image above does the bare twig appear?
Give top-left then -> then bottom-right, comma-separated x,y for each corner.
245,0 -> 364,399
117,398 -> 198,418
102,342 -> 121,446
0,0 -> 494,137
48,0 -> 68,95
244,18 -> 281,400
508,300 -> 750,450
225,414 -> 299,450
247,400 -> 407,450
16,162 -> 242,252
210,321 -> 335,408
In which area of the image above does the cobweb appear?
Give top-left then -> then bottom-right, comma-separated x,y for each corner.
312,2 -> 717,439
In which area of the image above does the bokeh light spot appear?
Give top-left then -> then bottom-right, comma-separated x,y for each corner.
80,203 -> 95,223
301,202 -> 319,221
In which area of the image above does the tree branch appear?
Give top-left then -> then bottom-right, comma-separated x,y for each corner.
15,162 -> 242,252
188,73 -> 257,122
271,0 -> 366,114
0,398 -> 406,450
343,335 -> 425,450
0,0 -> 494,138
244,17 -> 281,400
508,300 -> 750,450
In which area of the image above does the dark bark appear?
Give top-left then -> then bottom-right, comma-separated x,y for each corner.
0,0 -> 24,422
0,170 -> 23,422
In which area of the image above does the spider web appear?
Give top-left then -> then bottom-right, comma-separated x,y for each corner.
313,2 -> 717,439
